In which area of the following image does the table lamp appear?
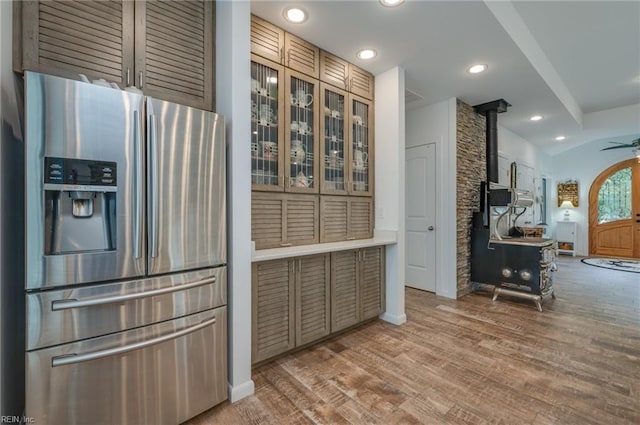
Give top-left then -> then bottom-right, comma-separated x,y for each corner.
560,200 -> 574,220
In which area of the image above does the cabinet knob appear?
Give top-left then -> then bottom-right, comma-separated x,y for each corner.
428,226 -> 434,231
138,71 -> 143,88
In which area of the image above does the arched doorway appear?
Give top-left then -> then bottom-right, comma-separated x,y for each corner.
588,158 -> 640,258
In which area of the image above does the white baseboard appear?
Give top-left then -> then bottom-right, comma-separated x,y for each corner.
379,312 -> 407,325
228,379 -> 254,402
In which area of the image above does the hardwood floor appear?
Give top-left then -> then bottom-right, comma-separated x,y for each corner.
185,257 -> 640,424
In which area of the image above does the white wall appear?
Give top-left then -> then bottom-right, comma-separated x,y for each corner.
498,126 -> 552,176
551,141 -> 631,256
497,125 -> 554,227
405,98 -> 458,298
215,0 -> 254,402
375,67 -> 406,325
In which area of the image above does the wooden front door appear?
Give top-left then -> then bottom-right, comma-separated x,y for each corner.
589,158 -> 640,258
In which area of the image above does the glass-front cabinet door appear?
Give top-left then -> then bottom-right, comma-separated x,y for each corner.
350,94 -> 373,196
320,83 -> 348,195
251,55 -> 285,191
285,69 -> 319,193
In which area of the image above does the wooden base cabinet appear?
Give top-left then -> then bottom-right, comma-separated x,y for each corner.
252,247 -> 385,364
360,246 -> 386,320
252,254 -> 330,364
295,255 -> 331,346
252,259 -> 295,364
331,246 -> 385,333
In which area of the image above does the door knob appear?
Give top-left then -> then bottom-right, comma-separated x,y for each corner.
428,226 -> 434,231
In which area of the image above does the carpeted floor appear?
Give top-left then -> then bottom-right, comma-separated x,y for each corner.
581,257 -> 640,273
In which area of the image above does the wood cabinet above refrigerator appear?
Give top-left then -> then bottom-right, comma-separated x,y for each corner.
14,0 -> 215,111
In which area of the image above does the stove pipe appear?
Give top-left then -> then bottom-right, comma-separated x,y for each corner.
473,99 -> 511,184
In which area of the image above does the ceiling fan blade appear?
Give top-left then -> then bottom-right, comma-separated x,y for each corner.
601,144 -> 636,151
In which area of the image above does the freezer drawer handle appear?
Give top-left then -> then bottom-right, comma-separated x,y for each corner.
51,316 -> 217,367
51,276 -> 217,311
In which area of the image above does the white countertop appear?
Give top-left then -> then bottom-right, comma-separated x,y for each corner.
252,229 -> 397,262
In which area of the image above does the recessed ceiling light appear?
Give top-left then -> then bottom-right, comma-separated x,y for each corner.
380,0 -> 405,7
283,7 -> 307,24
555,135 -> 566,141
357,49 -> 377,60
529,115 -> 543,121
467,64 -> 488,74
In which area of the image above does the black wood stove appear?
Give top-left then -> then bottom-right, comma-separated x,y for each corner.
470,99 -> 557,311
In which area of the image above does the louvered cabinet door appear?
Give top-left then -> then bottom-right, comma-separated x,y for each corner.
252,193 -> 285,249
17,0 -> 134,84
320,51 -> 349,90
284,33 -> 319,78
295,254 -> 331,346
360,247 -> 385,320
320,196 -> 349,242
331,250 -> 359,332
252,259 -> 295,364
250,15 -> 284,64
284,195 -> 320,246
135,0 -> 214,110
349,64 -> 374,100
349,198 -> 374,240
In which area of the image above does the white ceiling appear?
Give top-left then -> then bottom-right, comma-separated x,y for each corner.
251,0 -> 640,156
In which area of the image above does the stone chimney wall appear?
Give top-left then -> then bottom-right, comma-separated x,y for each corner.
456,100 -> 486,297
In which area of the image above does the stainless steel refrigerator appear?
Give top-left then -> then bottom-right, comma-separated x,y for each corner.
23,72 -> 227,425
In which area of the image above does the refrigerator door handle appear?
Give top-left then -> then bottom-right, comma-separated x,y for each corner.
133,112 -> 143,259
149,114 -> 159,258
51,276 -> 217,311
51,316 -> 217,367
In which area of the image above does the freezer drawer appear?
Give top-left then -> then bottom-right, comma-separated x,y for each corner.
27,267 -> 226,350
26,307 -> 228,425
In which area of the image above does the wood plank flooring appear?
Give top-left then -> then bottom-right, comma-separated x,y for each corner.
185,257 -> 640,424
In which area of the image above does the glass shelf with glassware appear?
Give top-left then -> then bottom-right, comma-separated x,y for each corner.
285,70 -> 319,193
350,95 -> 372,196
251,55 -> 285,191
320,84 -> 348,194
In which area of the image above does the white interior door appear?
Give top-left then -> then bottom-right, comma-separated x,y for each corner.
405,144 -> 436,292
